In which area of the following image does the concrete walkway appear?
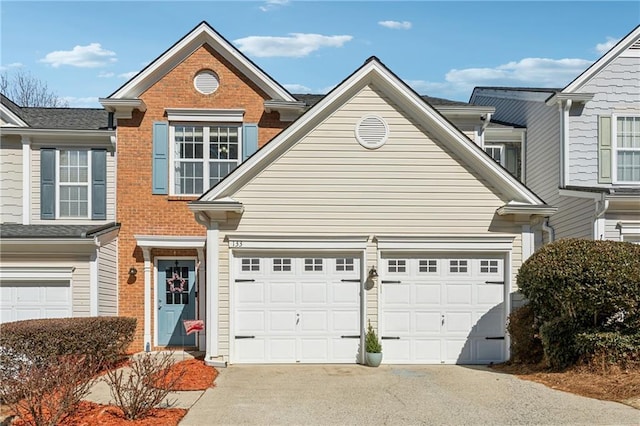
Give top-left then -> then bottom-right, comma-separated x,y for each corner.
179,365 -> 640,426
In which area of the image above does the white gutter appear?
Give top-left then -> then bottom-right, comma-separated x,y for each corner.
542,218 -> 555,243
1,128 -> 115,138
594,195 -> 610,240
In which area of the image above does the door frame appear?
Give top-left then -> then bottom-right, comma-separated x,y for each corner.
154,256 -> 198,347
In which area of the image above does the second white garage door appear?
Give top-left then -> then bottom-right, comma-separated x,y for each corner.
0,281 -> 72,324
380,255 -> 506,364
233,255 -> 361,363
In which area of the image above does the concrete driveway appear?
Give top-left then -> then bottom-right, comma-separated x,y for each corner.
180,365 -> 639,425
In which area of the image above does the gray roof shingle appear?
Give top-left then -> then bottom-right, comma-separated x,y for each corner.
0,222 -> 120,239
293,93 -> 470,109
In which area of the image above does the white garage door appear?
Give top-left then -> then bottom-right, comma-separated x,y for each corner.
381,255 -> 505,364
0,282 -> 72,324
233,255 -> 361,363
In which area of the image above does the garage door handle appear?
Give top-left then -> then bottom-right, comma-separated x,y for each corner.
341,279 -> 361,282
235,279 -> 255,283
381,336 -> 400,340
235,335 -> 255,339
341,335 -> 361,339
485,336 -> 505,340
484,281 -> 504,284
381,280 -> 401,284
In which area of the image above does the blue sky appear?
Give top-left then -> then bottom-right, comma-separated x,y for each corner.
1,1 -> 638,107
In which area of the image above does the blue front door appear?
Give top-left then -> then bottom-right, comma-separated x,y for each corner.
157,260 -> 196,346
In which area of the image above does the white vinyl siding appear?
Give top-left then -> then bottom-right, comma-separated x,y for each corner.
97,238 -> 118,315
605,213 -> 640,241
0,137 -> 23,223
31,146 -> 116,224
213,85 -> 524,358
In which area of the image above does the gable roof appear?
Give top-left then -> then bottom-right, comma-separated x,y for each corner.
196,57 -> 548,208
295,93 -> 471,109
562,25 -> 640,94
107,21 -> 296,102
1,93 -> 28,127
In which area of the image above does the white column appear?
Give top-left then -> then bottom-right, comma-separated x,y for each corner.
206,222 -> 219,360
21,136 -> 31,225
504,249 -> 513,361
142,247 -> 152,352
89,252 -> 99,316
196,248 -> 206,350
521,224 -> 534,261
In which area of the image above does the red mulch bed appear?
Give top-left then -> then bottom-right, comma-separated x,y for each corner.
7,358 -> 218,426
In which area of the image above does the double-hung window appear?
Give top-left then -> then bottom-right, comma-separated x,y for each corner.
614,116 -> 640,183
172,124 -> 240,195
58,150 -> 90,217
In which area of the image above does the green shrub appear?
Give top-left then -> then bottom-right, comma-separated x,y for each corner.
539,317 -> 583,370
0,316 -> 136,365
506,304 -> 544,364
365,321 -> 382,353
517,239 -> 640,330
575,331 -> 640,369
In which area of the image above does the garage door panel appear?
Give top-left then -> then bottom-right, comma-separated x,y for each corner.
270,339 -> 297,362
415,312 -> 441,332
382,339 -> 412,362
332,310 -> 359,332
300,282 -> 327,303
475,339 -> 505,364
445,284 -> 472,305
383,311 -> 411,333
414,339 -> 442,363
332,339 -> 360,362
382,284 -> 410,304
444,339 -> 472,364
237,283 -> 264,303
269,311 -> 296,332
477,284 -> 503,305
300,311 -> 327,331
444,312 -> 474,333
300,338 -> 328,361
235,310 -> 265,332
473,310 -> 504,335
415,283 -> 440,305
270,282 -> 295,303
332,282 -> 358,303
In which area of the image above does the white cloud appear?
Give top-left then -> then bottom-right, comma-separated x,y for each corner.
284,83 -> 312,93
378,20 -> 412,30
40,43 -> 117,68
118,71 -> 137,79
406,57 -> 593,100
0,62 -> 24,71
260,0 -> 289,12
595,36 -> 619,55
62,96 -> 101,108
98,71 -> 114,78
234,33 -> 353,58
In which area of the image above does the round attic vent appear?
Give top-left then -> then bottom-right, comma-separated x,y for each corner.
194,70 -> 220,95
355,115 -> 389,149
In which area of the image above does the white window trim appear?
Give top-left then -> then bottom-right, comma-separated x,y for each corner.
169,123 -> 243,196
619,221 -> 640,243
612,114 -> 640,184
485,145 -> 504,166
56,149 -> 92,219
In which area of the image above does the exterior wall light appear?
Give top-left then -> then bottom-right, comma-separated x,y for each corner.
128,266 -> 138,276
368,266 -> 378,281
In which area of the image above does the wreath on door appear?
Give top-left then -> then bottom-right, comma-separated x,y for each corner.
168,272 -> 187,293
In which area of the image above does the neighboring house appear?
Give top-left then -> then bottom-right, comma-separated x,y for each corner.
0,94 -> 119,323
470,25 -> 640,247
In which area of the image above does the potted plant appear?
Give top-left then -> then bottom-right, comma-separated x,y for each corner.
365,320 -> 382,367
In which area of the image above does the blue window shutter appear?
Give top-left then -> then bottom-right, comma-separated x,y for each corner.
242,123 -> 258,162
152,121 -> 169,194
92,149 -> 107,220
40,148 -> 56,220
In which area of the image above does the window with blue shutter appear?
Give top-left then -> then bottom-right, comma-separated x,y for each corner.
152,121 -> 169,194
40,149 -> 56,220
242,123 -> 258,162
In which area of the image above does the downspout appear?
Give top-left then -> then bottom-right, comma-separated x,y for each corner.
542,218 -> 555,243
594,194 -> 609,240
561,100 -> 572,187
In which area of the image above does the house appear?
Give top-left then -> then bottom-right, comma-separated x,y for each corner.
0,94 -> 119,323
470,25 -> 640,247
97,20 -> 555,365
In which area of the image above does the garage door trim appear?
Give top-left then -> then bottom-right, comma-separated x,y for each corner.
0,266 -> 75,281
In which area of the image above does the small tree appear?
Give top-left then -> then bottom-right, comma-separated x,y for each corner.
1,70 -> 69,107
